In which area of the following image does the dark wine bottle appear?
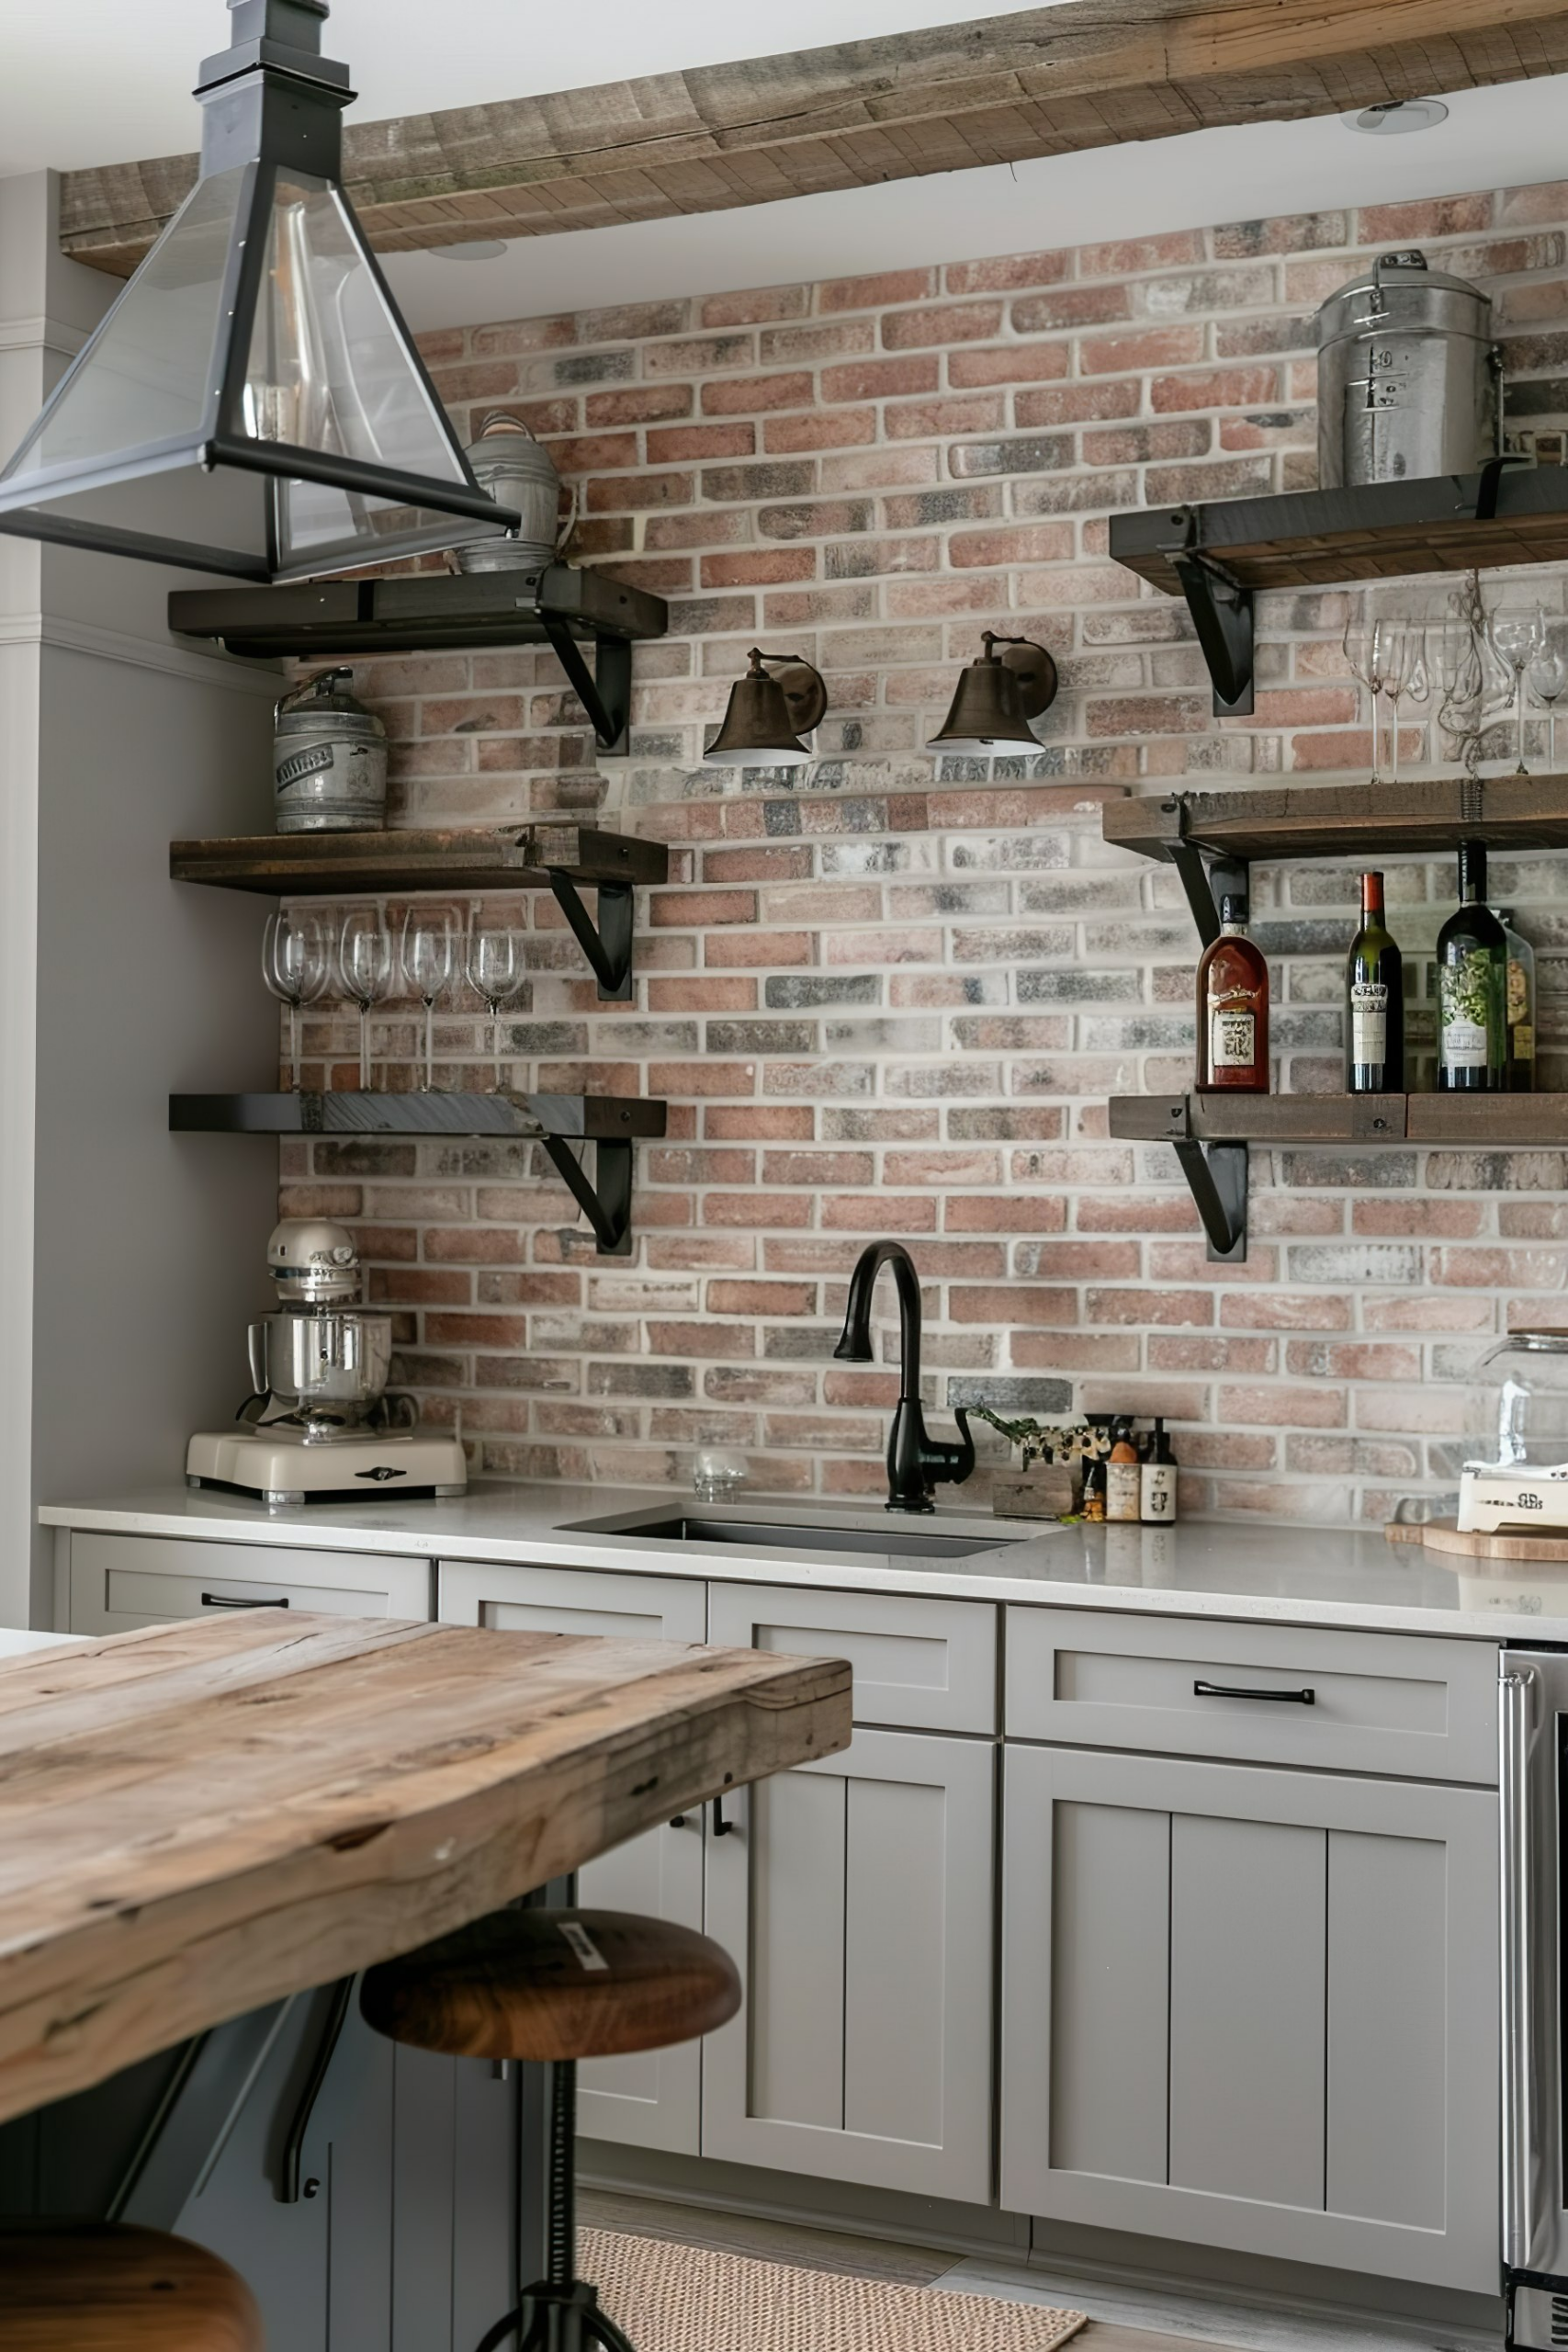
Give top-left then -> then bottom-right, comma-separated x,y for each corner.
1345,870 -> 1404,1092
1436,841 -> 1506,1092
1195,891 -> 1269,1092
1491,905 -> 1537,1093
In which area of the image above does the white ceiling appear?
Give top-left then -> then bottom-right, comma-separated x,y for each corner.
381,74 -> 1568,331
0,0 -> 1065,177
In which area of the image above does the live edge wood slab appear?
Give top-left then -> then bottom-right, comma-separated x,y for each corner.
0,1613 -> 852,2128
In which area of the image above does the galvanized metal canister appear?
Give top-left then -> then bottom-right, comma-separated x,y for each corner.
453,413 -> 575,572
272,668 -> 388,833
1316,248 -> 1500,488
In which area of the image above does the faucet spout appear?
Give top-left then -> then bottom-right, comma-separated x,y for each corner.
834,1240 -> 976,1513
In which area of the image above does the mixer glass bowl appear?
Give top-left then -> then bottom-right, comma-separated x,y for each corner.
1463,1330 -> 1568,1471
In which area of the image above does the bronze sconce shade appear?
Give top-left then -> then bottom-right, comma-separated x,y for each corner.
705,648 -> 829,766
927,631 -> 1058,752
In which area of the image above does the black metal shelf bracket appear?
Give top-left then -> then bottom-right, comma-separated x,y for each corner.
539,1136 -> 634,1255
1162,797 -> 1250,947
1160,510 -> 1254,716
1173,1137 -> 1249,1263
547,873 -> 634,1001
539,615 -> 633,753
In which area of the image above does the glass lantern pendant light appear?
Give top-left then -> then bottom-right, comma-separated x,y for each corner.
0,0 -> 519,582
927,630 -> 1058,752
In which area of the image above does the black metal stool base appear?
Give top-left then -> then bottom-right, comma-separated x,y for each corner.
476,2279 -> 637,2352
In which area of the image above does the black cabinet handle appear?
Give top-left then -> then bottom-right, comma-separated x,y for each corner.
1194,1679 -> 1314,1705
711,1793 -> 734,1836
201,1592 -> 288,1610
669,1814 -> 687,1828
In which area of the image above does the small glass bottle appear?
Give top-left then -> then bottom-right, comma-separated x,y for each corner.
1196,891 -> 1269,1092
1491,906 -> 1537,1094
1140,1419 -> 1179,1524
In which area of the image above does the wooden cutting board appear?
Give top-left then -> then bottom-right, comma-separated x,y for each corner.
1384,1515 -> 1568,1562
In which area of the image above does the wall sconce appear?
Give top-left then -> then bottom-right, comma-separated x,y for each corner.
927,631 -> 1058,752
705,648 -> 828,766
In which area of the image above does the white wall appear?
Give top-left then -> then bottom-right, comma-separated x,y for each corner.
0,173 -> 280,1626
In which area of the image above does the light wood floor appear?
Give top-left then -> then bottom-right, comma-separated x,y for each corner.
581,2187 -> 1222,2352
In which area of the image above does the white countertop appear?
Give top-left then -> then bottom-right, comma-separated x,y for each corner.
37,1478 -> 1568,1643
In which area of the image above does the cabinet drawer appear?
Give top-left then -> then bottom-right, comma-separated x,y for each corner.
707,1583 -> 996,1735
1006,1608 -> 1497,1784
437,1560 -> 705,1642
67,1531 -> 431,1635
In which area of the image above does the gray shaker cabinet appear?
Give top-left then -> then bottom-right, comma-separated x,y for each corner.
701,1724 -> 995,2203
999,1741 -> 1499,2292
437,1560 -> 707,2155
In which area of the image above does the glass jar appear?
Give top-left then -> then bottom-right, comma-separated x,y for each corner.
1464,1331 -> 1568,1471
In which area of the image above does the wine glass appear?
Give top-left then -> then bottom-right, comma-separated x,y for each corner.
1376,622 -> 1424,790
401,903 -> 458,1091
465,911 -> 528,1093
1490,604 -> 1548,775
1342,613 -> 1387,781
261,908 -> 332,1091
1529,628 -> 1568,774
339,904 -> 395,1091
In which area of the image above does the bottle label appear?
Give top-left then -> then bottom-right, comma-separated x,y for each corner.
1210,1009 -> 1256,1069
1350,980 -> 1388,1064
1141,1464 -> 1177,1523
1106,1463 -> 1142,1522
1439,950 -> 1499,1070
1515,1023 -> 1536,1061
1508,958 -> 1533,1035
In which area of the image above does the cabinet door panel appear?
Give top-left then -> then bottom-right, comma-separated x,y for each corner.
437,1558 -> 706,2156
1049,1801 -> 1168,2185
1001,1744 -> 1497,2291
1168,1814 -> 1325,2210
703,1727 -> 993,2201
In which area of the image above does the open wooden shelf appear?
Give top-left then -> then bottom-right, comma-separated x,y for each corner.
167,563 -> 669,755
169,823 -> 668,897
169,823 -> 665,1002
1103,777 -> 1568,871
1107,459 -> 1568,714
170,1091 -> 667,1255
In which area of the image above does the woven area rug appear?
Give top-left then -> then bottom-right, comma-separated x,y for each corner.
580,2227 -> 1088,2352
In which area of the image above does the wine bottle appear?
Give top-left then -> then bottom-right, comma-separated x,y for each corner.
1436,842 -> 1506,1092
1345,870 -> 1404,1092
1492,905 -> 1537,1093
1195,891 -> 1269,1092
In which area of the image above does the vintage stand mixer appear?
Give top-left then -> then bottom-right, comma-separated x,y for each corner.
186,1220 -> 467,1508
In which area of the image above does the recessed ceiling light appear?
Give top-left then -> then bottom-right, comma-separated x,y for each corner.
431,239 -> 510,262
1346,98 -> 1450,135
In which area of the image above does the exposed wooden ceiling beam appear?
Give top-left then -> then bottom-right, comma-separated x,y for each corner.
60,0 -> 1568,278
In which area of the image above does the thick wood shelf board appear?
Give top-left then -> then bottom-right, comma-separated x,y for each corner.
1110,465 -> 1568,596
1103,778 -> 1568,868
169,823 -> 669,896
1110,1093 -> 1568,1147
168,562 -> 668,657
171,1091 -> 667,1139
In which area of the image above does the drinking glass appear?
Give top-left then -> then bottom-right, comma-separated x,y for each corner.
262,908 -> 332,1091
1529,628 -> 1568,773
1342,614 -> 1387,781
401,903 -> 458,1091
339,904 -> 395,1091
1377,623 -> 1424,789
465,910 -> 527,1092
1490,604 -> 1548,775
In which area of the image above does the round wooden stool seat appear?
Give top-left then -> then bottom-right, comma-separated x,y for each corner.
360,1907 -> 741,2063
0,2222 -> 263,2352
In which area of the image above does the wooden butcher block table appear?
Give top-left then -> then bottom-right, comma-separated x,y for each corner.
0,1611 -> 852,2127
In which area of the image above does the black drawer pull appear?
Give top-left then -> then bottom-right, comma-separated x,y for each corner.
1194,1679 -> 1314,1705
201,1592 -> 289,1610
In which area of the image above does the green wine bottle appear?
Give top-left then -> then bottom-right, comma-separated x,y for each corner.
1345,870 -> 1404,1092
1436,841 -> 1506,1092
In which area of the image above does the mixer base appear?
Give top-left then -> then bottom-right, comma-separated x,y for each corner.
186,1426 -> 468,1509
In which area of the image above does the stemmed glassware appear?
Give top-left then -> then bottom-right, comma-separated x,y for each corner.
1343,614 -> 1390,783
465,910 -> 528,1092
1490,603 -> 1548,776
339,905 -> 395,1091
1529,627 -> 1568,774
1376,622 -> 1427,790
262,908 -> 332,1091
401,903 -> 458,1092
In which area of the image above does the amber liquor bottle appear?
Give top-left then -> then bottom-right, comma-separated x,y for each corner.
1196,891 -> 1269,1091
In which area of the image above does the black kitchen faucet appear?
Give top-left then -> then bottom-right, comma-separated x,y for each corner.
833,1240 -> 976,1513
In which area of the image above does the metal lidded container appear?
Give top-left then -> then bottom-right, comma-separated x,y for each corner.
272,667 -> 389,833
1316,248 -> 1500,489
453,413 -> 576,573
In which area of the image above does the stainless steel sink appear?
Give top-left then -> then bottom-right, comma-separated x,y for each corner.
559,1510 -> 1024,1559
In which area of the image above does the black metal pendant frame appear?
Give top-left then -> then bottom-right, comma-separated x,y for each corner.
0,3 -> 516,581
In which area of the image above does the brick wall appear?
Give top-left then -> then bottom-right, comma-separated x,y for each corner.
283,176 -> 1568,1525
